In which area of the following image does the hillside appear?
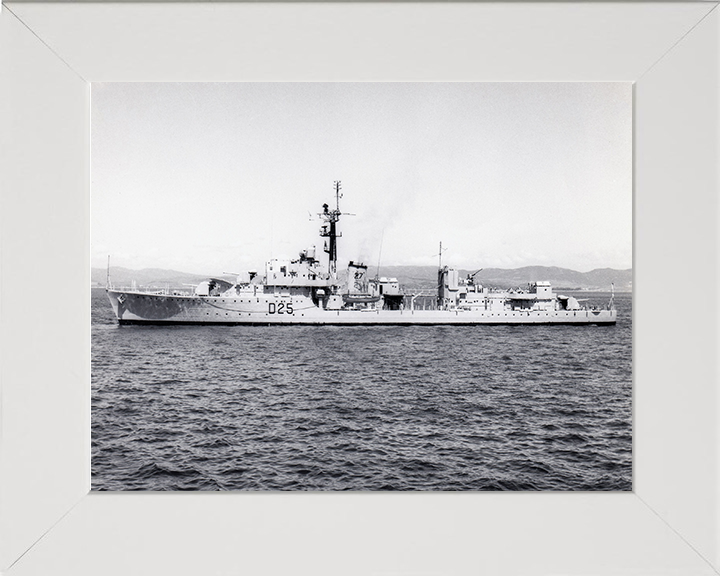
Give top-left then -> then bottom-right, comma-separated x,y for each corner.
372,266 -> 630,292
94,265 -> 631,292
93,267 -> 210,288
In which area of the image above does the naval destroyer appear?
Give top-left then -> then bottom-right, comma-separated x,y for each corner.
106,182 -> 616,326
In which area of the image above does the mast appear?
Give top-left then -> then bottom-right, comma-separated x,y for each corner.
437,242 -> 443,308
436,241 -> 449,309
375,230 -> 384,279
319,180 -> 343,278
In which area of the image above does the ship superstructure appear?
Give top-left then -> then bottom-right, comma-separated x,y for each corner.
106,182 -> 616,326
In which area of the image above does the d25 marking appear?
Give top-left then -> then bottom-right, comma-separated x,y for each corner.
268,302 -> 294,314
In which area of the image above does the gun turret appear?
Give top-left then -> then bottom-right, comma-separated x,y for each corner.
467,269 -> 483,285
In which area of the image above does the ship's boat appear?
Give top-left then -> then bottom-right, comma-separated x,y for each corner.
106,182 -> 617,326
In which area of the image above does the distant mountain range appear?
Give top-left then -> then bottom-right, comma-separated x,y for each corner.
379,265 -> 631,292
93,267 -> 210,289
93,265 -> 631,292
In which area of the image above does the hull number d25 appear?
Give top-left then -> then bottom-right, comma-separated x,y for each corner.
268,302 -> 294,314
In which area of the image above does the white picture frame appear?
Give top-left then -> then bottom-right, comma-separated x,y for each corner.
1,2 -> 718,575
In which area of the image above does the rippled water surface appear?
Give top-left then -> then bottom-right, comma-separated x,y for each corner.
92,289 -> 632,491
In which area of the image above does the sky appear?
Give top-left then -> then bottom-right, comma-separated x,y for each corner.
92,82 -> 632,275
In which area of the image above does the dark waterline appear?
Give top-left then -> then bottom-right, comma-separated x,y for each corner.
91,289 -> 632,491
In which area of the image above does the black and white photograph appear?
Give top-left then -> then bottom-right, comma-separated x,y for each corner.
91,82 -> 632,491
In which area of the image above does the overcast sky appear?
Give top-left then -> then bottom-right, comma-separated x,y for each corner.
92,82 -> 631,275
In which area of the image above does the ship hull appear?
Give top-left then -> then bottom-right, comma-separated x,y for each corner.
107,290 -> 616,326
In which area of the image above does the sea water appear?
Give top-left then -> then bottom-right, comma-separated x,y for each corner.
91,289 -> 632,491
